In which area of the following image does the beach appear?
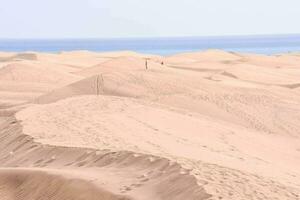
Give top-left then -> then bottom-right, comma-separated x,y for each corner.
0,50 -> 300,200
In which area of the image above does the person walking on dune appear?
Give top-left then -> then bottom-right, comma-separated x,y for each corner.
145,59 -> 148,70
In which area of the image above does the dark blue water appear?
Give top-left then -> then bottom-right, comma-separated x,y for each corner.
1,34 -> 300,55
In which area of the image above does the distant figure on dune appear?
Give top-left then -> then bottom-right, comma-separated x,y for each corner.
145,59 -> 148,70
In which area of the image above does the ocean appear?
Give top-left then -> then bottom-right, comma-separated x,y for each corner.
1,34 -> 300,55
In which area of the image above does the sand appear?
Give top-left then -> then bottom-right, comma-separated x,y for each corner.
0,50 -> 300,200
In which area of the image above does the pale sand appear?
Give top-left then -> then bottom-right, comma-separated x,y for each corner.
0,50 -> 300,199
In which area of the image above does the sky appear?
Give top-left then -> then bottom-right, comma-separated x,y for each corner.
0,0 -> 299,38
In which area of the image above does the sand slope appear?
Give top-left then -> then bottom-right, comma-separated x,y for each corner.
0,50 -> 300,200
0,118 -> 210,200
0,168 -> 131,200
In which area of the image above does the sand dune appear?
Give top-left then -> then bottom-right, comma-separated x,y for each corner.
0,50 -> 300,200
0,118 -> 210,200
0,63 -> 80,84
0,53 -> 37,62
0,60 -> 82,106
76,56 -> 163,77
165,50 -> 242,64
0,168 -> 132,200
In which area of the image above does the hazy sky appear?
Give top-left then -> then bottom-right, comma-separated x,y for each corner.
0,0 -> 299,38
